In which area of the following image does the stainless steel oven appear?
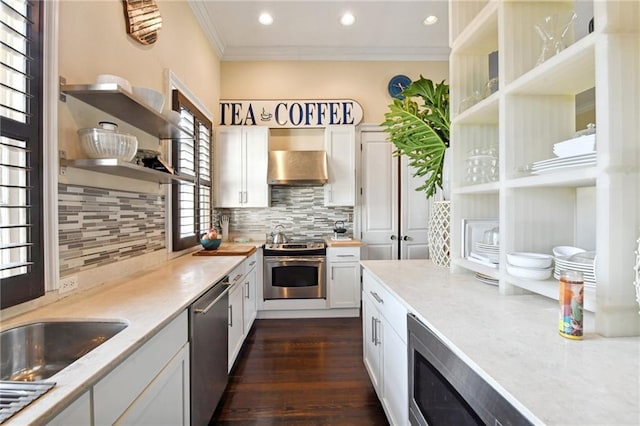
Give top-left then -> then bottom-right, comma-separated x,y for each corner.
407,314 -> 532,426
263,242 -> 326,300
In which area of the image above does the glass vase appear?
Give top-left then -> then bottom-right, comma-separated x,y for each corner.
534,12 -> 577,66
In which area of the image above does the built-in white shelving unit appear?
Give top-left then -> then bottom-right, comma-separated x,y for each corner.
449,0 -> 640,336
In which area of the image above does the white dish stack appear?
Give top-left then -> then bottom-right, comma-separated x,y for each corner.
506,252 -> 554,280
553,249 -> 596,289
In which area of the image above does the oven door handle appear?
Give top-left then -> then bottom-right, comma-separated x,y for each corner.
265,256 -> 325,263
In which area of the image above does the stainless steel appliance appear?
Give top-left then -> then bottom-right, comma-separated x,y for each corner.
189,276 -> 230,426
267,150 -> 328,185
407,314 -> 532,426
263,242 -> 326,299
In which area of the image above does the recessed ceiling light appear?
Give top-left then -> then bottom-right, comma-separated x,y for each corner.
423,15 -> 438,25
259,12 -> 273,26
341,12 -> 355,26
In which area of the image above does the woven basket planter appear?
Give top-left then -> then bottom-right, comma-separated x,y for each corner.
428,201 -> 451,267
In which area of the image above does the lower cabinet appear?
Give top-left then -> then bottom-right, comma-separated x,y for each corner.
327,246 -> 361,309
93,310 -> 189,426
243,256 -> 258,335
47,391 -> 91,426
362,269 -> 408,426
228,278 -> 245,373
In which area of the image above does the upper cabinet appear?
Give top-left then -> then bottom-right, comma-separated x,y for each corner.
215,126 -> 270,208
449,0 -> 640,337
324,125 -> 356,206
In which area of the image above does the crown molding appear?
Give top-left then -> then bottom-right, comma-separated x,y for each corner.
188,1 -> 225,58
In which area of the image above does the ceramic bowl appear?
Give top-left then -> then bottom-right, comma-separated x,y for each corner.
507,264 -> 553,280
77,124 -> 138,161
132,86 -> 165,113
552,246 -> 586,258
506,252 -> 553,269
200,237 -> 222,250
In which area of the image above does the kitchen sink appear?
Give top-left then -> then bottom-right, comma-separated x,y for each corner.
0,320 -> 128,382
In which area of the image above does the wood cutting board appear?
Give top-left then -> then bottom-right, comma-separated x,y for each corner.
192,244 -> 257,257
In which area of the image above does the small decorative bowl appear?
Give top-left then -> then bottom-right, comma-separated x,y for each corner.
200,237 -> 222,250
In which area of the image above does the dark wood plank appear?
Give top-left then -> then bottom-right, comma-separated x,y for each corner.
211,317 -> 388,425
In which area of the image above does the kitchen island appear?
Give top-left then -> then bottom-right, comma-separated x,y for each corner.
361,259 -> 640,425
0,254 -> 244,425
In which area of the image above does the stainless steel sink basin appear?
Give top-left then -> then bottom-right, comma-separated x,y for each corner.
0,320 -> 128,381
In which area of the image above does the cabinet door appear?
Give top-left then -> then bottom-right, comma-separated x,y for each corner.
243,126 -> 270,207
47,391 -> 91,426
382,325 -> 408,426
228,283 -> 245,372
115,344 -> 190,426
243,265 -> 258,335
362,294 -> 382,394
324,125 -> 355,206
360,131 -> 398,259
329,262 -> 361,308
215,127 -> 244,207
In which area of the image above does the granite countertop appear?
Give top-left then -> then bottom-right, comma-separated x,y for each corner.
361,259 -> 640,425
1,255 -> 244,425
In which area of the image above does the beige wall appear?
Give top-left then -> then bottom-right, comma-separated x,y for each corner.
58,0 -> 220,190
220,61 -> 449,125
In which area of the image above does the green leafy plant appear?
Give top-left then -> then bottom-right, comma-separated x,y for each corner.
381,76 -> 450,199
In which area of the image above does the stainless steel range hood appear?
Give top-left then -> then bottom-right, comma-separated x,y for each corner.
267,150 -> 328,185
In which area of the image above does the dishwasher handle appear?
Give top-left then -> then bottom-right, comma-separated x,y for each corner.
193,277 -> 230,315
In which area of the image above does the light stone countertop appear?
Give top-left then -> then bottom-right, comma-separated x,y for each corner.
1,254 -> 244,425
361,259 -> 640,426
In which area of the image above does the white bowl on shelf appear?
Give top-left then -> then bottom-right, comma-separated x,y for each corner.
506,252 -> 553,269
552,246 -> 586,258
78,122 -> 138,161
507,264 -> 553,280
132,86 -> 165,113
96,74 -> 132,93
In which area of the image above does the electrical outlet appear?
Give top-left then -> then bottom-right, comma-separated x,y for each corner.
59,275 -> 78,294
347,213 -> 353,222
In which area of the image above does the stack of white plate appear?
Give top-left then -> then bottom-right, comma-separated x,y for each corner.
553,134 -> 596,157
474,272 -> 498,286
554,251 -> 596,287
470,242 -> 499,264
506,252 -> 554,280
530,152 -> 596,175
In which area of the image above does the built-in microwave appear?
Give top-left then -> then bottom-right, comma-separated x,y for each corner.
407,314 -> 532,426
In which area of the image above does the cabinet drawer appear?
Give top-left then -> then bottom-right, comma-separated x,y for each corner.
245,252 -> 258,271
327,246 -> 361,262
93,311 -> 188,425
363,269 -> 407,342
229,262 -> 246,287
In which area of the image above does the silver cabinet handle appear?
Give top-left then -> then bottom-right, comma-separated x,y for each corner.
370,291 -> 384,304
228,305 -> 233,327
374,318 -> 381,345
249,260 -> 256,267
232,273 -> 243,284
245,281 -> 250,299
336,254 -> 355,258
371,316 -> 376,344
238,191 -> 243,204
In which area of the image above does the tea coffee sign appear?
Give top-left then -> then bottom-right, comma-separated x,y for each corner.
219,100 -> 363,128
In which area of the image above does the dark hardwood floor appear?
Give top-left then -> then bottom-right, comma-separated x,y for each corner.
210,316 -> 388,425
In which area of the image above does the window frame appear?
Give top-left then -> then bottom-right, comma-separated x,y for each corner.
170,89 -> 212,251
0,0 -> 45,308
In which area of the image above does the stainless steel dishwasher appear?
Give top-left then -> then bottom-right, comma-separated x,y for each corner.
189,276 -> 230,426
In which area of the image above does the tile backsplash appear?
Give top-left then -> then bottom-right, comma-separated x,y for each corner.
58,184 -> 165,275
215,185 -> 354,242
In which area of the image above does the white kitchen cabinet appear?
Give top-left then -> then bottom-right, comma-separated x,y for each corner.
324,125 -> 355,206
215,126 -> 270,208
228,271 -> 245,372
115,344 -> 190,426
449,1 -> 640,336
327,246 -> 361,308
93,311 -> 189,426
359,126 -> 431,260
362,269 -> 408,425
243,253 -> 258,335
47,391 -> 91,426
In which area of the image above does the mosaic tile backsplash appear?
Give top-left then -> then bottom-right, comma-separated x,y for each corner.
215,185 -> 354,242
58,184 -> 165,275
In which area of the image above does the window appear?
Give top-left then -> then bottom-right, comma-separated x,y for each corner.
0,0 -> 44,308
171,90 -> 212,251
